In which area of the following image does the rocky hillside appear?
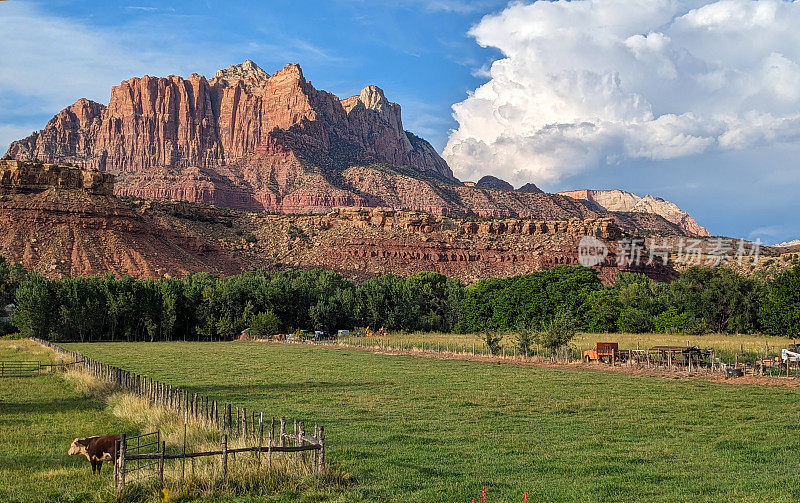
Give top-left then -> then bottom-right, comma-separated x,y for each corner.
6,61 -> 453,212
3,61 -> 706,235
0,160 -> 684,283
0,160 -> 242,278
558,189 -> 710,236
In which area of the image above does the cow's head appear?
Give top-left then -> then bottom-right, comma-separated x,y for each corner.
68,438 -> 90,456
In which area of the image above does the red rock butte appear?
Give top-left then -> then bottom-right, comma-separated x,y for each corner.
6,61 -> 456,212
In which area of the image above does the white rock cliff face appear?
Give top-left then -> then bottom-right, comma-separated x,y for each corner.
558,189 -> 710,237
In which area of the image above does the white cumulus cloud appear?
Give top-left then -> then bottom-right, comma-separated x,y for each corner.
444,0 -> 800,186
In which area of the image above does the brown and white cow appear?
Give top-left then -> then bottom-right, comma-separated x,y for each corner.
68,435 -> 120,475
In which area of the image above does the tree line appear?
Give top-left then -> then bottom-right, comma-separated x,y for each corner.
2,254 -> 800,342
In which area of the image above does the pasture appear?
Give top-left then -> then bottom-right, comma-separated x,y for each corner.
0,340 -> 136,503
66,341 -> 800,502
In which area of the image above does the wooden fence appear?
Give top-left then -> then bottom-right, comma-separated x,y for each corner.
32,338 -> 326,489
115,426 -> 324,490
0,360 -> 41,377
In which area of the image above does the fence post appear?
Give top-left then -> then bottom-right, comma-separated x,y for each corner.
221,434 -> 228,481
159,440 -> 165,487
242,407 -> 247,442
280,417 -> 286,447
258,412 -> 264,469
299,422 -> 305,467
314,424 -> 319,473
118,434 -> 127,490
113,438 -> 120,489
269,417 -> 275,470
318,426 -> 325,473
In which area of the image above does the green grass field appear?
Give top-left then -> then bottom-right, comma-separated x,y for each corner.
63,341 -> 800,502
0,340 -> 137,503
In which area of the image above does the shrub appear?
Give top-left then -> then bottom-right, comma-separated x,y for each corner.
514,330 -> 534,356
482,332 -> 503,356
653,308 -> 701,334
248,310 -> 281,338
534,310 -> 577,354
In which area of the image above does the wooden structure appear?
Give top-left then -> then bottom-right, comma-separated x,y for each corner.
647,346 -> 713,369
0,360 -> 41,377
0,359 -> 82,377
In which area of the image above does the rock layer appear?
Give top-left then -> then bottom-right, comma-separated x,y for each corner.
559,189 -> 710,237
0,165 -> 241,279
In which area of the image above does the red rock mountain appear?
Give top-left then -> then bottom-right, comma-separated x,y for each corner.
7,61 -> 457,212
6,61 -> 707,235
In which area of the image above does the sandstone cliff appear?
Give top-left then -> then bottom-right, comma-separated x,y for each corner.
7,61 -> 454,211
0,160 -> 114,195
558,189 -> 710,237
5,61 -> 708,236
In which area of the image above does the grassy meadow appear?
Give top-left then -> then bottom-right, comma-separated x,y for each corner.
0,340 -> 348,503
65,341 -> 800,502
0,340 -> 137,503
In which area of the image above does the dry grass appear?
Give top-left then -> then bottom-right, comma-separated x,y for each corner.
64,366 -> 118,397
0,337 -> 72,363
366,331 -> 797,356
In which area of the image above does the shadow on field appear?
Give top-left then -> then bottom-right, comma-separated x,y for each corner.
2,398 -> 103,415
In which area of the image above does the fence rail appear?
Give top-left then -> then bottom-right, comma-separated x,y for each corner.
32,338 -> 327,491
114,428 -> 324,491
0,360 -> 41,377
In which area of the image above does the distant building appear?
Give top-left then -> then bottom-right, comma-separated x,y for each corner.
1,304 -> 15,324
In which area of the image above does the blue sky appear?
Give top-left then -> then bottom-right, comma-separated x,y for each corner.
0,0 -> 508,151
2,0 -> 800,243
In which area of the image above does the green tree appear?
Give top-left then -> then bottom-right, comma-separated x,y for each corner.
482,332 -> 503,356
760,265 -> 800,336
584,289 -> 620,333
12,274 -> 57,339
248,310 -> 281,338
514,329 -> 534,356
617,308 -> 654,333
534,310 -> 578,355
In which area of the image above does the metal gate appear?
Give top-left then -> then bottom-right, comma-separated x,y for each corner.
116,431 -> 161,489
0,361 -> 41,377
